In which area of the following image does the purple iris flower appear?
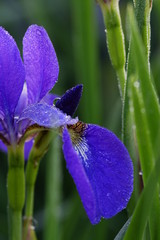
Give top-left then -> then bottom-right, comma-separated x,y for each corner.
0,25 -> 133,224
0,25 -> 77,152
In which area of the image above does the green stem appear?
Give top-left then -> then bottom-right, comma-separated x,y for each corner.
10,210 -> 22,240
25,184 -> 34,217
23,131 -> 53,240
23,148 -> 41,240
23,182 -> 36,240
7,146 -> 25,240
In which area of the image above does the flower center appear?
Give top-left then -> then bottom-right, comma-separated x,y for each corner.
67,122 -> 87,145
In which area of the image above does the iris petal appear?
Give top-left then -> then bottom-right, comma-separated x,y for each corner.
0,27 -> 25,119
24,139 -> 34,159
41,93 -> 58,106
56,85 -> 83,116
15,83 -> 28,116
62,127 -> 99,223
0,140 -> 7,153
23,25 -> 59,104
62,124 -> 133,223
19,103 -> 78,128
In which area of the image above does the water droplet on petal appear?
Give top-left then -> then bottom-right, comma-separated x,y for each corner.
36,29 -> 42,36
14,116 -> 19,120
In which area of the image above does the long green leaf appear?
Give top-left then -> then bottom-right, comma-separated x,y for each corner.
126,6 -> 160,239
124,151 -> 160,240
130,77 -> 160,239
71,0 -> 102,124
130,77 -> 154,182
114,217 -> 132,240
128,5 -> 160,157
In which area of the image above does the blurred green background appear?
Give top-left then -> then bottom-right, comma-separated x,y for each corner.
0,0 -> 160,239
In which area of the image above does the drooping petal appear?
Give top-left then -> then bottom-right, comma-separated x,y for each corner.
23,25 -> 59,104
56,85 -> 83,116
0,27 -> 25,118
62,124 -> 133,224
19,103 -> 78,128
62,127 -> 99,223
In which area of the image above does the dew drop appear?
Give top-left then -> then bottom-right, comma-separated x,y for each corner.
134,81 -> 140,88
130,107 -> 134,113
139,171 -> 143,176
141,108 -> 145,114
14,116 -> 19,120
36,29 -> 42,36
132,124 -> 136,130
104,29 -> 107,33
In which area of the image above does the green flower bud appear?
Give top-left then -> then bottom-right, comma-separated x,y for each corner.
97,0 -> 126,97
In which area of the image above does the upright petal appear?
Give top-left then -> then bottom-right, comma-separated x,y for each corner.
23,25 -> 59,104
56,85 -> 83,116
19,103 -> 78,128
41,93 -> 58,106
0,27 -> 25,118
15,83 -> 28,116
62,123 -> 133,224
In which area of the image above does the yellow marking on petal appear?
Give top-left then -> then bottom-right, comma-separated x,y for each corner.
67,122 -> 90,166
67,122 -> 87,145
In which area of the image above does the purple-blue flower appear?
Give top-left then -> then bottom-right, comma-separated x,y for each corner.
0,25 -> 133,224
0,25 -> 77,151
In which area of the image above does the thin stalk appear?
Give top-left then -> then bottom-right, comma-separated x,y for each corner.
23,131 -> 53,240
44,135 -> 62,240
23,156 -> 40,240
25,184 -> 34,217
